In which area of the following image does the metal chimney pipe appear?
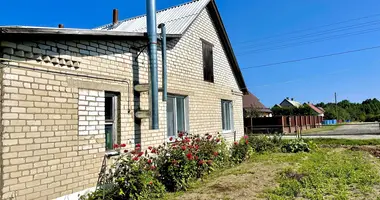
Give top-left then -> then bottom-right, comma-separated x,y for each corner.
158,23 -> 167,102
146,0 -> 159,129
113,9 -> 119,25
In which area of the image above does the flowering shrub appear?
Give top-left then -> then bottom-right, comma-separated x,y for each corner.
155,133 -> 228,191
230,135 -> 253,164
80,144 -> 165,200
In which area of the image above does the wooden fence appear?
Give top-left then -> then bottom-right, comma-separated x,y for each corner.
244,116 -> 323,134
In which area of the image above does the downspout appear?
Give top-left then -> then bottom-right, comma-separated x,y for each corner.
158,23 -> 167,102
146,0 -> 159,129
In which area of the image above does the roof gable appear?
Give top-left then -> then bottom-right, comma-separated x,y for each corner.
95,0 -> 247,93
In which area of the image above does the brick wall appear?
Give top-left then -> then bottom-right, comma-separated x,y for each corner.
0,7 -> 244,200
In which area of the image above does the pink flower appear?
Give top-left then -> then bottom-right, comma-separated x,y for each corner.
148,146 -> 153,150
244,135 -> 248,140
198,160 -> 205,165
138,152 -> 144,157
113,144 -> 119,149
147,159 -> 152,164
150,166 -> 156,170
181,146 -> 186,151
178,132 -> 184,138
136,144 -> 141,148
120,143 -> 127,147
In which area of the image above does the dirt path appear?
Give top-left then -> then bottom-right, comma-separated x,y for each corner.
173,162 -> 286,200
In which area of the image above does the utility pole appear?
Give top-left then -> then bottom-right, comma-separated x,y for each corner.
335,92 -> 338,121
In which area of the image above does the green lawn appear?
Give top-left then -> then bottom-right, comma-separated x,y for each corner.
164,147 -> 380,200
300,124 -> 342,134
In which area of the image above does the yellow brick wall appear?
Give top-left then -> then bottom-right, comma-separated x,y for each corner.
0,8 -> 244,200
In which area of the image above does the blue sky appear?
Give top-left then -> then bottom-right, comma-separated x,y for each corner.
1,0 -> 380,107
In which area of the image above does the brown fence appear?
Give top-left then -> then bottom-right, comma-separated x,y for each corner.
244,116 -> 323,134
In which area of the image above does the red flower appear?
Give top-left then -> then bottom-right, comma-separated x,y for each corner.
213,152 -> 219,156
245,140 -> 249,145
195,156 -> 199,160
149,181 -> 153,185
138,152 -> 144,157
215,138 -> 220,143
181,146 -> 186,151
207,135 -> 212,140
244,135 -> 249,140
120,143 -> 127,147
207,160 -> 213,165
136,143 -> 141,148
234,141 -> 238,145
131,150 -> 136,154
198,160 -> 205,165
150,165 -> 156,170
147,159 -> 152,164
169,137 -> 173,141
195,138 -> 201,142
135,147 -> 141,152
194,145 -> 199,150
124,149 -> 129,153
178,132 -> 184,138
186,152 -> 193,160
113,144 -> 119,149
148,146 -> 153,150
132,157 -> 139,161
151,148 -> 157,154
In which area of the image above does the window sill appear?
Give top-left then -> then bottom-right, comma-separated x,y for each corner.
105,151 -> 120,157
222,130 -> 234,134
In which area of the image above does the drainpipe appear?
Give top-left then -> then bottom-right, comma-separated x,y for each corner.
158,23 -> 167,102
146,0 -> 159,129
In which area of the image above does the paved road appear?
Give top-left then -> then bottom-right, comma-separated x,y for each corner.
283,123 -> 380,140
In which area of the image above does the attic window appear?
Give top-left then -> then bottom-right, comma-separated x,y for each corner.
202,39 -> 214,83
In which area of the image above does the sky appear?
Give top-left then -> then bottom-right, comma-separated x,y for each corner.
1,0 -> 380,107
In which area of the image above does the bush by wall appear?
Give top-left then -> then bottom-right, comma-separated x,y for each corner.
80,134 -> 312,200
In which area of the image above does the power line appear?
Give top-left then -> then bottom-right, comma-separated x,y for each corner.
238,27 -> 380,55
241,45 -> 380,69
238,19 -> 380,49
236,12 -> 380,44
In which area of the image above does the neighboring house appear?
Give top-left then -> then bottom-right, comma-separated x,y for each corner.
306,103 -> 325,117
243,91 -> 272,117
279,97 -> 302,108
0,0 -> 247,199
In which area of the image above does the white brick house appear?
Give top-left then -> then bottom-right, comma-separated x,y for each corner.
0,0 -> 247,199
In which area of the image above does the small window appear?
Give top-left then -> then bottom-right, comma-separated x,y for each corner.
202,40 -> 214,83
105,92 -> 120,151
167,95 -> 189,139
221,100 -> 233,132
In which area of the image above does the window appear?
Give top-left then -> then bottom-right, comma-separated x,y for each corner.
202,40 -> 214,83
105,92 -> 120,151
167,95 -> 189,138
221,100 -> 233,132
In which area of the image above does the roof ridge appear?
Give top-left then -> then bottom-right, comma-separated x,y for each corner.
94,0 -> 205,30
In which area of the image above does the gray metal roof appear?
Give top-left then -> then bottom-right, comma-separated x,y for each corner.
95,0 -> 210,35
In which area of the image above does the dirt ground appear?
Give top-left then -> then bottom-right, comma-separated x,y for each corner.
172,162 -> 287,200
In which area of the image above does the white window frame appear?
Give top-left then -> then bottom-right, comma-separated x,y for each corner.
167,95 -> 189,141
105,92 -> 119,151
221,100 -> 234,133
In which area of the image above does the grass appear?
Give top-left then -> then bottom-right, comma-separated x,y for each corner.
266,149 -> 380,200
164,148 -> 380,200
300,124 -> 342,134
303,138 -> 380,146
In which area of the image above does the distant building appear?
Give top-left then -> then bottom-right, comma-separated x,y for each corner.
306,103 -> 325,117
279,97 -> 302,108
243,91 -> 272,117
